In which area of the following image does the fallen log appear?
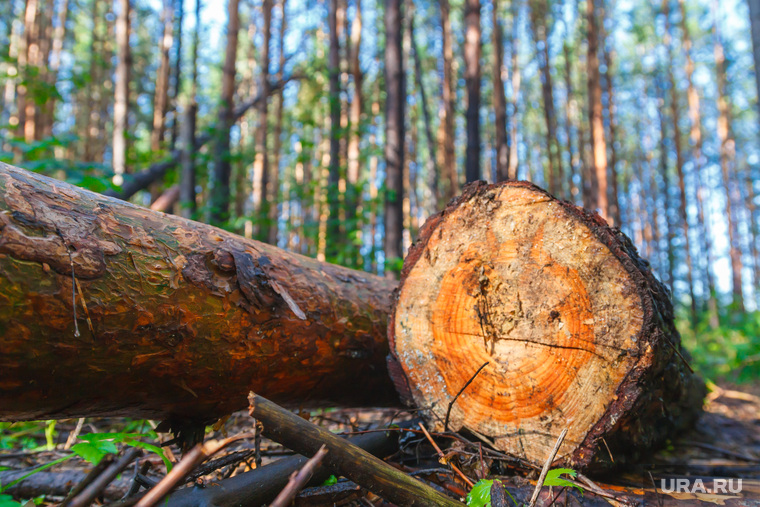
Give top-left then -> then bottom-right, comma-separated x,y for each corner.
0,162 -> 398,421
0,164 -> 704,471
387,181 -> 705,470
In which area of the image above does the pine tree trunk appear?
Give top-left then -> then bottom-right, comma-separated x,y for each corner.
713,0 -> 744,312
586,0 -> 608,220
0,162 -> 398,422
180,0 -> 201,220
170,0 -> 184,150
507,0 -> 520,181
327,0 -> 342,259
464,0 -> 481,183
492,0 -> 509,182
680,0 -> 718,327
151,0 -> 173,152
40,0 -> 68,138
18,0 -> 39,143
268,0 -> 286,247
563,41 -> 579,201
407,1 -> 440,213
747,0 -> 760,125
530,0 -> 563,198
347,0 -> 363,214
384,0 -> 404,272
656,76 -> 676,291
600,12 -> 620,226
439,0 -> 458,201
387,180 -> 705,471
664,0 -> 697,324
113,0 -> 131,186
210,0 -> 239,226
253,0 -> 272,240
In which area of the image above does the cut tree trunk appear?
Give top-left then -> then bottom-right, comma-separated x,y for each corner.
0,162 -> 398,422
0,164 -> 704,472
387,181 -> 705,470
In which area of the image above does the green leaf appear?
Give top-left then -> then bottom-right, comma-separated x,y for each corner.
321,475 -> 338,486
543,468 -> 584,493
466,479 -> 493,507
70,440 -> 118,465
121,439 -> 172,472
74,432 -> 172,472
0,494 -> 22,507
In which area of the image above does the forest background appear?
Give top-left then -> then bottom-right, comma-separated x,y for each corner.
1,0 -> 760,385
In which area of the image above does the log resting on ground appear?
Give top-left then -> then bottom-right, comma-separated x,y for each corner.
387,181 -> 705,470
0,164 -> 703,471
0,162 -> 398,422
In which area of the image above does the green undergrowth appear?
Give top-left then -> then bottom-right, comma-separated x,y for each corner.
678,308 -> 760,385
0,419 -> 175,505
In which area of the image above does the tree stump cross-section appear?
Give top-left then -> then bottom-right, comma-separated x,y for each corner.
388,181 -> 705,470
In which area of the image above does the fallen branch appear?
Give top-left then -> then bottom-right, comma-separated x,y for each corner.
134,434 -> 251,507
270,445 -> 328,507
68,448 -> 142,507
248,392 -> 463,506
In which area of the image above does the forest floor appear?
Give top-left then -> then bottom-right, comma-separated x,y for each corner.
1,382 -> 759,506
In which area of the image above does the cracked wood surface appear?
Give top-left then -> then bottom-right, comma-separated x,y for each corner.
388,181 -> 705,471
0,163 -> 399,422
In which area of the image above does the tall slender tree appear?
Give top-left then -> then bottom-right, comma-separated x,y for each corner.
600,4 -> 620,226
586,0 -> 609,220
529,0 -> 563,196
210,0 -> 240,225
407,0 -> 440,212
170,0 -> 184,149
439,0 -> 457,200
507,0 -> 521,180
384,0 -> 405,273
113,0 -> 131,186
713,0 -> 744,311
464,0 -> 481,183
663,0 -> 697,323
254,0 -> 273,240
346,0 -> 363,210
327,0 -> 342,258
747,0 -> 760,123
269,0 -> 287,246
40,0 -> 69,138
492,0 -> 509,181
151,0 -> 174,152
180,0 -> 201,220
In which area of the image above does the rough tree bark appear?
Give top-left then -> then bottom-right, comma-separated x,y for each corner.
387,181 -> 705,471
0,162 -> 398,422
